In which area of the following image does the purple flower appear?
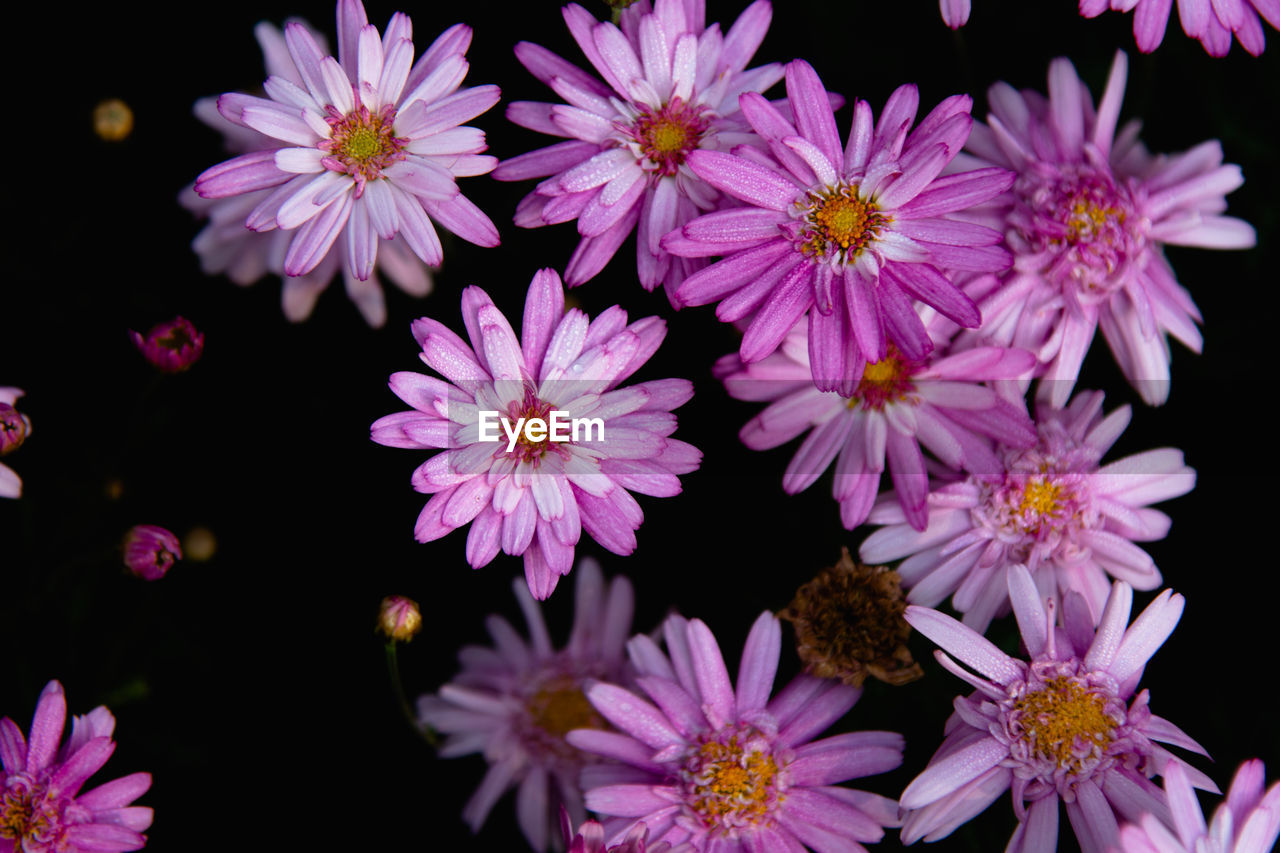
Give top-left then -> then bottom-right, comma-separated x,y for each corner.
715,319 -> 1036,531
0,387 -> 31,500
570,610 -> 903,851
939,0 -> 971,27
122,526 -> 182,581
900,565 -> 1214,852
129,317 -> 204,373
1079,0 -> 1280,56
1116,759 -> 1280,853
860,390 -> 1195,631
493,0 -> 782,302
418,560 -> 635,852
664,59 -> 1014,390
194,0 -> 500,298
371,268 -> 699,600
958,52 -> 1254,406
182,19 -> 438,327
560,809 -> 670,853
1,680 -> 152,852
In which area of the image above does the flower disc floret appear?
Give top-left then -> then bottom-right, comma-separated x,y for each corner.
847,348 -> 916,411
799,183 -> 889,264
682,728 -> 782,828
625,98 -> 711,177
319,103 -> 406,192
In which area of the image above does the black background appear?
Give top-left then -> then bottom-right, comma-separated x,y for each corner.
2,0 -> 1277,850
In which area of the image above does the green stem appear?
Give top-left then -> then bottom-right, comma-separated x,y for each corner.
385,641 -> 436,747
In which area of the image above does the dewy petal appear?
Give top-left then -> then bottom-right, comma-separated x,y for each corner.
1108,589 -> 1184,687
904,606 -> 1022,684
687,618 -> 736,728
686,150 -> 799,212
734,611 -> 781,715
899,735 -> 1008,809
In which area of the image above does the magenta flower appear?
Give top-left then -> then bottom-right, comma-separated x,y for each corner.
1,680 -> 152,852
493,0 -> 782,302
418,560 -> 636,852
194,0 -> 500,294
129,317 -> 204,373
560,809 -> 670,853
860,390 -> 1195,630
959,52 -> 1254,406
1116,759 -> 1280,853
569,610 -> 903,851
372,268 -> 699,600
900,565 -> 1214,852
1080,0 -> 1280,56
0,387 -> 31,500
715,319 -> 1036,531
122,526 -> 182,581
664,59 -> 1013,390
182,19 -> 438,327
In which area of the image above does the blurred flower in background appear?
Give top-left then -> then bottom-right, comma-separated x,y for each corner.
129,317 -> 204,374
0,387 -> 31,499
122,526 -> 182,581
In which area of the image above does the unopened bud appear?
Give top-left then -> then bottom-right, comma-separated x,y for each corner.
378,595 -> 422,642
123,525 -> 182,581
130,316 -> 204,373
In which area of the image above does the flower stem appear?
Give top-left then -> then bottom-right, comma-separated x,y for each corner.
385,640 -> 436,746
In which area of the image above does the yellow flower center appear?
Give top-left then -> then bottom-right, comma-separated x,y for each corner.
802,184 -> 889,262
0,782 -> 55,845
686,736 -> 780,825
341,125 -> 383,163
648,119 -> 691,155
1064,196 -> 1126,245
527,678 -> 605,739
1013,676 -> 1116,772
1018,477 -> 1062,517
847,349 -> 915,410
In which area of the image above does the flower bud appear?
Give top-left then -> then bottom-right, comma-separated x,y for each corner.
0,401 -> 31,457
377,595 -> 422,642
130,316 -> 204,373
123,525 -> 182,580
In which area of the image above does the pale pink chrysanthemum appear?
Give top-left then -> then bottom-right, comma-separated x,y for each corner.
560,809 -> 671,853
371,268 -> 700,599
1,680 -> 152,852
194,0 -> 501,301
0,387 -> 31,500
182,18 -> 438,327
493,0 -> 783,302
900,565 -> 1215,852
664,59 -> 1014,391
957,51 -> 1255,406
1080,0 -> 1280,56
1116,759 -> 1280,853
418,559 -> 636,852
860,390 -> 1195,631
570,610 -> 904,851
939,0 -> 972,28
715,319 -> 1036,531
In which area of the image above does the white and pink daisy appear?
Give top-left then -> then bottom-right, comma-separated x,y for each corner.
570,610 -> 904,851
900,565 -> 1215,852
957,52 -> 1255,406
1080,0 -> 1280,56
664,59 -> 1014,391
418,559 -> 636,852
715,320 -> 1036,531
1,680 -> 152,852
1116,759 -> 1280,853
371,268 -> 700,599
194,0 -> 501,307
493,0 -> 783,302
860,390 -> 1196,631
0,387 -> 31,500
183,17 -> 439,327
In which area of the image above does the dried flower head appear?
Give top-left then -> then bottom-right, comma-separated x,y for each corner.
377,595 -> 422,643
780,547 -> 922,687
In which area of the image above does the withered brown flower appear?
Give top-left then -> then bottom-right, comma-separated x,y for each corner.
779,547 -> 923,687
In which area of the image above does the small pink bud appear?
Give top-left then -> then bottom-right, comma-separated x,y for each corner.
0,401 -> 31,457
123,525 -> 182,580
130,316 -> 204,373
377,595 -> 422,642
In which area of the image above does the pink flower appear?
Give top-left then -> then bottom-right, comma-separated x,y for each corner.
376,595 -> 422,642
129,317 -> 204,373
0,680 -> 152,852
371,268 -> 700,599
182,19 -> 437,327
958,52 -> 1254,406
493,0 -> 782,301
418,560 -> 636,852
1115,759 -> 1280,853
194,0 -> 500,298
860,390 -> 1195,631
0,387 -> 31,500
715,319 -> 1036,531
939,0 -> 972,27
664,59 -> 1013,391
570,610 -> 903,851
122,526 -> 182,581
900,566 -> 1214,852
1079,0 -> 1280,56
